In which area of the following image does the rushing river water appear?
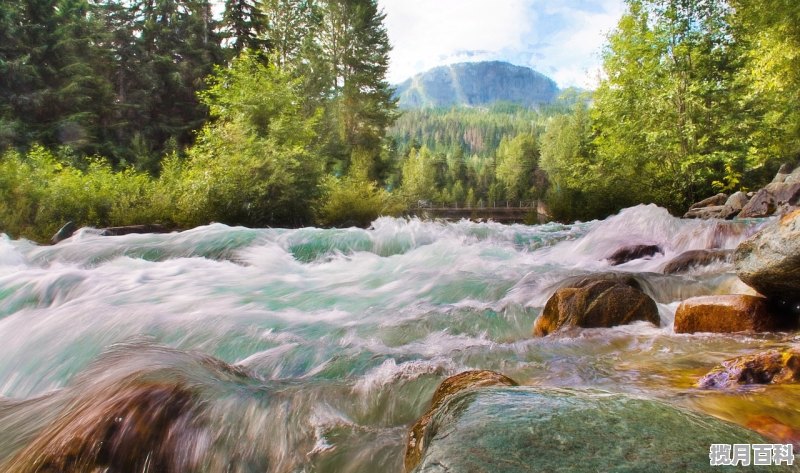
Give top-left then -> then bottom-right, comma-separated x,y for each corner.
0,204 -> 798,472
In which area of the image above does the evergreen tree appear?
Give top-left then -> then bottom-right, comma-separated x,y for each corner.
222,0 -> 269,56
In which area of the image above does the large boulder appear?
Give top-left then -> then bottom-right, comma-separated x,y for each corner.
405,370 -> 518,472
533,274 -> 660,336
606,244 -> 663,265
698,347 -> 800,389
662,249 -> 733,274
734,209 -> 800,308
674,295 -> 794,333
738,183 -> 800,218
407,386 -> 781,473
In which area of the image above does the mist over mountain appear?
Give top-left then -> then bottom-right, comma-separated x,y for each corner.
393,61 -> 560,109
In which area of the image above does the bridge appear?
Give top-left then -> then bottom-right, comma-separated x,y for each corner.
407,202 -> 550,224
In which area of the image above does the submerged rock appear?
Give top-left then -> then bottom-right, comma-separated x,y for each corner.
674,295 -> 794,333
533,275 -> 659,336
408,386 -> 779,473
405,370 -> 517,472
606,244 -> 663,265
699,348 -> 800,389
662,249 -> 733,274
735,209 -> 800,308
50,221 -> 77,245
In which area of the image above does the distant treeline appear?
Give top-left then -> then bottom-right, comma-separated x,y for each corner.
2,0 -> 800,240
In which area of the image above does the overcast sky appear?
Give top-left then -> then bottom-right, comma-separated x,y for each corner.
377,0 -> 626,88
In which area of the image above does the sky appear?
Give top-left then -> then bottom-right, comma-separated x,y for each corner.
377,0 -> 627,89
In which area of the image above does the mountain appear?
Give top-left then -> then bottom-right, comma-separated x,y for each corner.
393,61 -> 560,109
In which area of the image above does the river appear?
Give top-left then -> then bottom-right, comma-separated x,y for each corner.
0,204 -> 797,472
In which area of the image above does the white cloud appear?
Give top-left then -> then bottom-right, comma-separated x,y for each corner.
378,0 -> 626,89
380,0 -> 534,83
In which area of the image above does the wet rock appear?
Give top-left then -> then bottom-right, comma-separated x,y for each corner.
674,295 -> 795,333
408,386 -> 778,473
533,275 -> 659,336
721,191 -> 750,219
735,209 -> 800,307
100,224 -> 171,236
698,348 -> 800,389
606,244 -> 663,265
689,193 -> 728,210
662,249 -> 733,274
405,370 -> 517,472
3,382 -> 197,473
50,221 -> 77,245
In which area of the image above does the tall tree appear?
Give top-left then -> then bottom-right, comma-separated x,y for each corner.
316,0 -> 397,169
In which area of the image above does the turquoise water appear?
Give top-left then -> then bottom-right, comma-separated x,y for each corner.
0,205 -> 797,472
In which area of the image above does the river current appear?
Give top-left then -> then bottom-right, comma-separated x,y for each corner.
0,204 -> 798,472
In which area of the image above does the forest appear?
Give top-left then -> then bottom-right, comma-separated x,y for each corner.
1,0 -> 799,240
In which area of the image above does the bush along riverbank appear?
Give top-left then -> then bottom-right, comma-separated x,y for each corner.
404,209 -> 800,472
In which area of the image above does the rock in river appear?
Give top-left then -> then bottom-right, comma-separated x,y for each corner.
661,249 -> 733,274
673,295 -> 795,333
734,209 -> 800,308
405,370 -> 517,472
407,385 -> 782,472
699,347 -> 800,389
606,244 -> 663,265
533,274 -> 660,336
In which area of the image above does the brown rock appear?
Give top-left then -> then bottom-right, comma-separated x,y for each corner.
698,347 -> 800,389
533,276 -> 660,336
674,295 -> 795,333
2,382 -> 196,473
405,370 -> 518,472
662,249 -> 733,274
689,193 -> 728,210
606,244 -> 663,265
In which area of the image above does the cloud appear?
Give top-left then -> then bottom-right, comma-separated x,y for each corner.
378,0 -> 625,88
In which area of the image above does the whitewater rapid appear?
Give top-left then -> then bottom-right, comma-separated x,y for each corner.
0,205 -> 794,472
